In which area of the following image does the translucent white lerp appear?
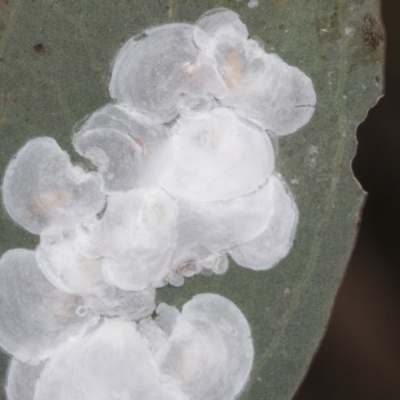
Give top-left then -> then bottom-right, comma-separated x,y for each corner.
36,229 -> 157,319
229,173 -> 299,270
36,229 -> 105,297
96,189 -> 179,290
73,104 -> 174,194
2,137 -> 105,235
0,249 -> 99,364
32,319 -> 189,400
109,23 -> 227,123
196,8 -> 316,135
141,294 -> 254,400
175,174 -> 281,253
162,107 -> 275,202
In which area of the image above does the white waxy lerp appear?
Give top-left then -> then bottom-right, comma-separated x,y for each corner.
163,107 -> 275,202
193,8 -> 248,49
220,47 -> 317,135
198,10 -> 316,135
33,319 -> 189,400
36,229 -> 105,297
0,249 -> 99,364
157,293 -> 254,400
98,189 -> 179,290
109,23 -> 227,123
2,137 -> 105,235
73,104 -> 175,194
229,173 -> 299,270
175,177 -> 281,254
36,228 -> 156,320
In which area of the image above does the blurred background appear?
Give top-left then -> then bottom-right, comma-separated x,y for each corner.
295,0 -> 400,399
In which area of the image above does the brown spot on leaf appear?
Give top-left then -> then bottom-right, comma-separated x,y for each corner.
33,43 -> 45,54
0,0 -> 9,11
362,13 -> 383,50
3,92 -> 17,103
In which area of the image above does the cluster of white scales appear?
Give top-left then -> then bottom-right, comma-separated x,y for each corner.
0,8 -> 315,400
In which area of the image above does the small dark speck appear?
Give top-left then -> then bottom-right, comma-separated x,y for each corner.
33,43 -> 44,54
279,24 -> 285,30
362,13 -> 383,50
0,58 -> 4,62
287,150 -> 293,157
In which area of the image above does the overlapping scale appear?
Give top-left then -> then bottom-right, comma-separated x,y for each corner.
194,8 -> 248,49
109,24 -> 227,123
73,104 -> 174,193
0,249 -> 99,363
2,137 -> 105,235
36,227 -> 157,318
197,11 -> 316,135
33,319 -> 189,400
98,189 -> 178,290
36,230 -> 105,296
157,294 -> 254,400
73,216 -> 102,259
163,108 -> 274,202
229,173 -> 298,270
175,177 -> 279,253
219,46 -> 317,135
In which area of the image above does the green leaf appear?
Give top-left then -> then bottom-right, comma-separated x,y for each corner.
0,0 -> 383,399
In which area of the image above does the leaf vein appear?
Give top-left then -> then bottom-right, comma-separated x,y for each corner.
0,0 -> 23,58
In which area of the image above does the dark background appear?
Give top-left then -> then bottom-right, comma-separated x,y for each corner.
295,1 -> 400,399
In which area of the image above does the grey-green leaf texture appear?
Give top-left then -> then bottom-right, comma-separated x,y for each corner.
0,1 -> 383,399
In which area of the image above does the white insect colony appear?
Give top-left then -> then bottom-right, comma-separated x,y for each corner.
0,8 -> 315,400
